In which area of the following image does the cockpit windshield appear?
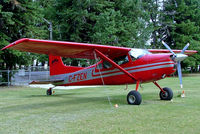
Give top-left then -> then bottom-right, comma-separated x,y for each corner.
129,49 -> 151,60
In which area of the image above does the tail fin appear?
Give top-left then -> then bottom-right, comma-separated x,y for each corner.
49,55 -> 83,76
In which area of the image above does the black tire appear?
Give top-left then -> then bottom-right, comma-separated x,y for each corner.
127,90 -> 142,105
46,89 -> 52,95
159,87 -> 173,100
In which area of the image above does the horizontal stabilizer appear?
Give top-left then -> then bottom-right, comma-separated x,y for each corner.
29,80 -> 64,85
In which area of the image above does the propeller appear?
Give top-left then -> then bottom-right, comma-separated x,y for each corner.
162,41 -> 190,88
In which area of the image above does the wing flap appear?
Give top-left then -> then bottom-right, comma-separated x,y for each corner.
148,49 -> 197,55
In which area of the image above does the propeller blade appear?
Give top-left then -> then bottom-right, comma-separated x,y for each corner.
162,41 -> 176,55
177,61 -> 183,88
181,43 -> 190,54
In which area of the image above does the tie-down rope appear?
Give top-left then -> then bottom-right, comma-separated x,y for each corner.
93,51 -> 113,108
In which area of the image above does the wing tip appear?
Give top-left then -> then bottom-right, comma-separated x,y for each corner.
1,38 -> 29,50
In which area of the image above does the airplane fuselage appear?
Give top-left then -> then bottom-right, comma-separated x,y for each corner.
50,52 -> 176,86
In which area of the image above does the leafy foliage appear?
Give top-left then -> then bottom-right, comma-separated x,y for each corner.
161,0 -> 200,70
0,0 -> 48,69
0,0 -> 199,71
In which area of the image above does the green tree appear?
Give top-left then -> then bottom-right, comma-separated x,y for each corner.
0,0 -> 48,69
49,0 -> 152,49
162,0 -> 200,71
91,0 -> 152,48
142,0 -> 164,49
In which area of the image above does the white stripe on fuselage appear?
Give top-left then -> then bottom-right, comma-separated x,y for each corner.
92,64 -> 174,79
93,61 -> 174,76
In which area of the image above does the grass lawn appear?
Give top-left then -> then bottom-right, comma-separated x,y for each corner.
0,77 -> 200,134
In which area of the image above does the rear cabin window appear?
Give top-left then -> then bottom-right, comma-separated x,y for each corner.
96,63 -> 103,70
103,61 -> 112,69
113,55 -> 129,65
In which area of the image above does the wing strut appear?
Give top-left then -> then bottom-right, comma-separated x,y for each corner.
94,49 -> 138,81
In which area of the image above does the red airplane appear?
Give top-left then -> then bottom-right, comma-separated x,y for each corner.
2,38 -> 197,105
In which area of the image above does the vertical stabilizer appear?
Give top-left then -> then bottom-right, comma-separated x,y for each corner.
49,55 -> 83,76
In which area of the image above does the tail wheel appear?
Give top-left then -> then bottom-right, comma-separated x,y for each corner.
127,90 -> 142,105
46,88 -> 52,95
159,87 -> 173,100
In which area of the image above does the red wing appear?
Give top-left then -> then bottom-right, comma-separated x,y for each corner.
148,49 -> 197,55
2,38 -> 131,59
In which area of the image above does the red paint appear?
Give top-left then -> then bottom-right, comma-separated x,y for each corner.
153,81 -> 165,93
49,55 -> 83,75
94,49 -> 137,81
2,38 -> 197,87
136,81 -> 140,91
148,49 -> 197,56
58,53 -> 176,86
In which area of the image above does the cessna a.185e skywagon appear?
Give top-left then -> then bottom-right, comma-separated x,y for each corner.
2,38 -> 197,105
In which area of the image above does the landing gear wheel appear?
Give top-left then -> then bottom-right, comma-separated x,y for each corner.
159,87 -> 173,100
127,90 -> 142,105
46,88 -> 52,96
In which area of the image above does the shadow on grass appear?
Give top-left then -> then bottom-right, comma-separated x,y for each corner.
1,91 -> 176,113
0,94 -> 128,113
28,93 -> 77,97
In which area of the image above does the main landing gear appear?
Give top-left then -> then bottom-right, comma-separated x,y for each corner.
127,81 -> 142,105
127,81 -> 173,105
127,90 -> 142,105
46,88 -> 52,95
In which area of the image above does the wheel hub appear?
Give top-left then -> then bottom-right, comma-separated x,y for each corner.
162,92 -> 168,98
128,95 -> 136,104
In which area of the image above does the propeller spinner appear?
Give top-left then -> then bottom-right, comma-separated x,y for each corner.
162,41 -> 189,88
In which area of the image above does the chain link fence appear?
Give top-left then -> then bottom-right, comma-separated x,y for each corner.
0,66 -> 50,86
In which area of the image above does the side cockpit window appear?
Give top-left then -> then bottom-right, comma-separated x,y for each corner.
102,55 -> 129,69
130,55 -> 137,62
113,55 -> 129,65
